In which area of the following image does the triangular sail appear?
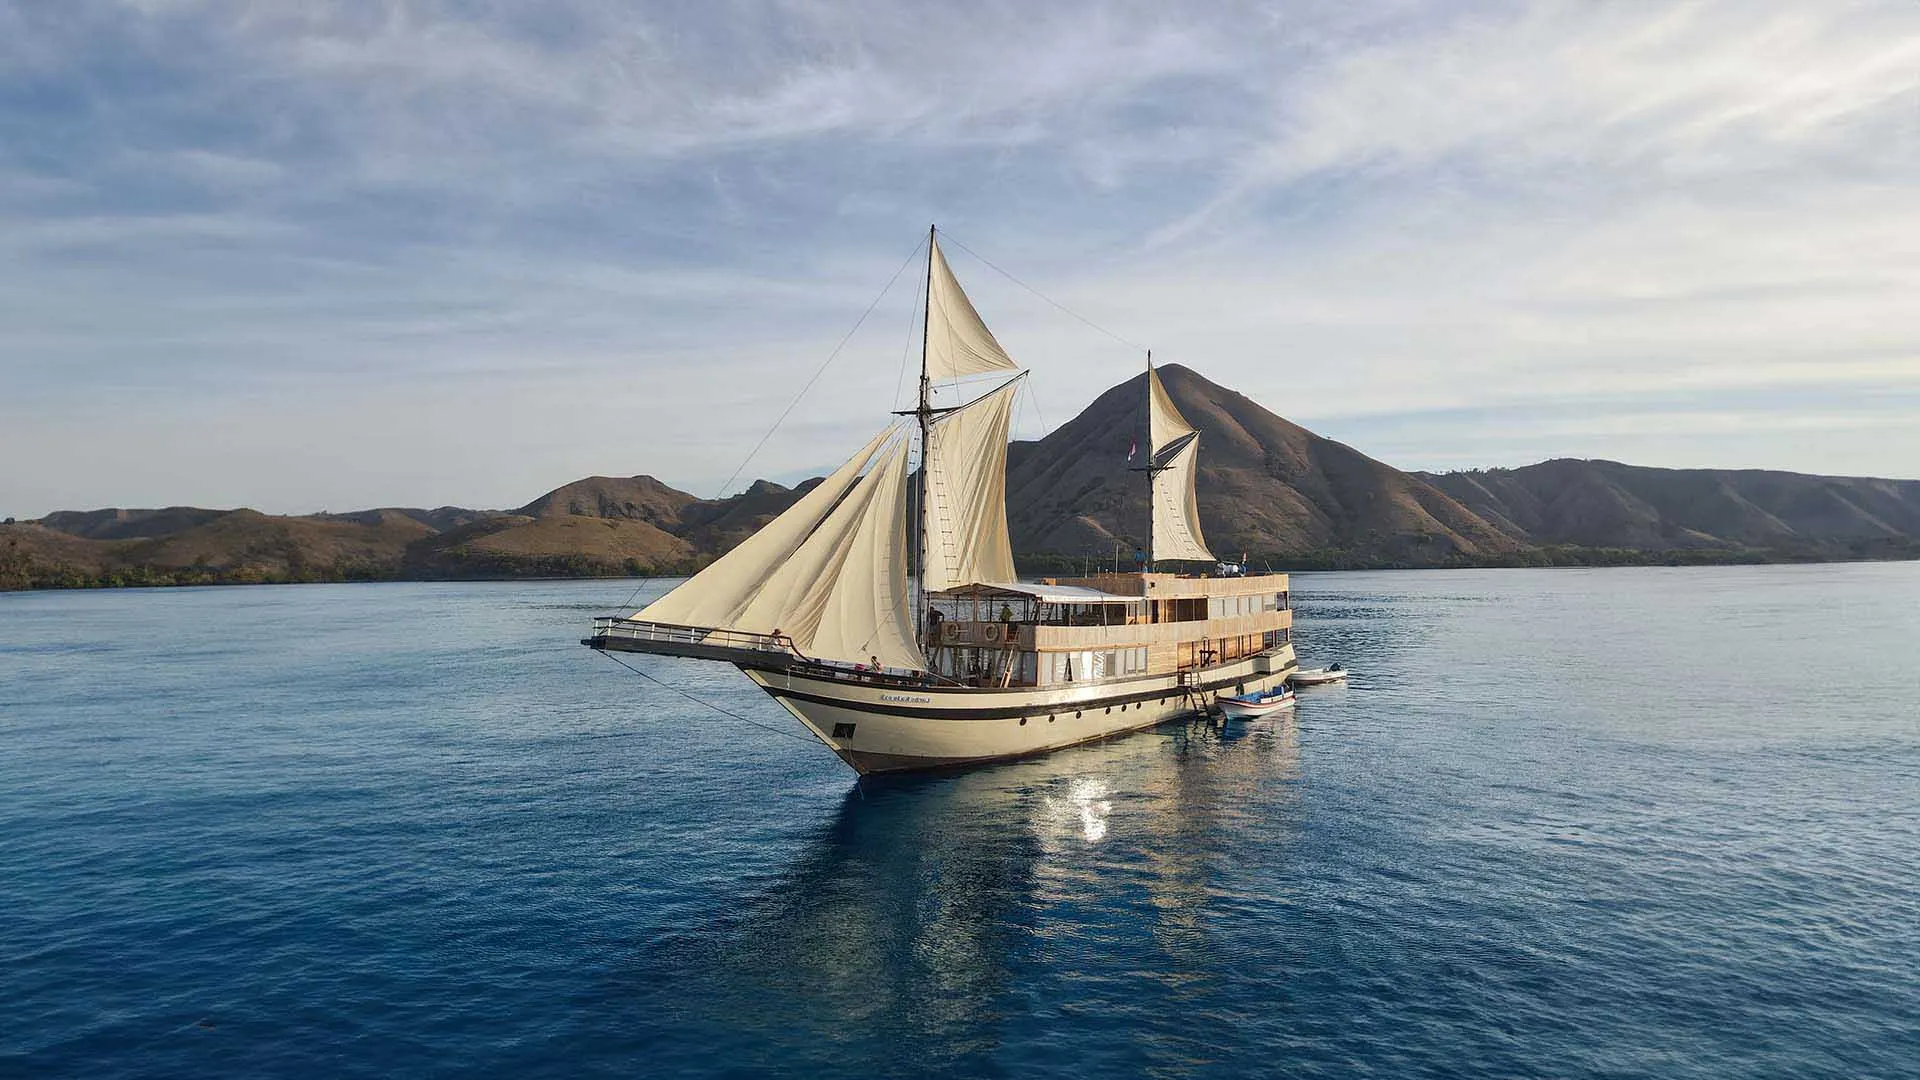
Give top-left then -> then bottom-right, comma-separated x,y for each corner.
1147,367 -> 1194,454
808,441 -> 925,671
1150,432 -> 1213,563
925,238 -> 1020,381
730,437 -> 896,646
921,376 -> 1022,592
635,427 -> 894,625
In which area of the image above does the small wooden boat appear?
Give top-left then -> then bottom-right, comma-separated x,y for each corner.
1217,686 -> 1296,719
1291,665 -> 1349,686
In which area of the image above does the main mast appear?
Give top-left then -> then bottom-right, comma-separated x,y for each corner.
914,224 -> 935,642
1144,349 -> 1154,573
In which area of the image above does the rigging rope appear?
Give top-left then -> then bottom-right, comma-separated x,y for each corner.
610,235 -> 927,615
938,231 -> 1148,353
713,236 -> 928,500
892,259 -> 927,412
595,649 -> 819,745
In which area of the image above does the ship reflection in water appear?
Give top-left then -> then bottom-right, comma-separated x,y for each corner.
611,717 -> 1304,1076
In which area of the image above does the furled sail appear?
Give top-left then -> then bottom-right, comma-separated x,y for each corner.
1150,432 -> 1213,562
633,426 -> 891,626
921,375 -> 1022,592
1147,366 -> 1194,454
925,238 -> 1020,381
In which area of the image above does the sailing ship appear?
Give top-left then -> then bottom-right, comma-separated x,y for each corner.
584,228 -> 1297,773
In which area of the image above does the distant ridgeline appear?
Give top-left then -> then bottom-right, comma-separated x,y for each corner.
6,365 -> 1919,589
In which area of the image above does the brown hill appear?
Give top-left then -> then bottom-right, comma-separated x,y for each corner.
5,473 -> 794,588
1006,364 -> 1522,565
1417,460 -> 1920,555
676,478 -> 819,551
37,506 -> 231,541
514,475 -> 699,529
10,368 -> 1920,590
317,506 -> 505,532
1,509 -> 432,587
403,513 -> 692,578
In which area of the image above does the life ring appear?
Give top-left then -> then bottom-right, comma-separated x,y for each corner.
941,622 -> 964,643
983,623 -> 1005,645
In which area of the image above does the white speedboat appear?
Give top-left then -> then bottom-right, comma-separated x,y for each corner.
1217,686 -> 1296,720
1291,665 -> 1348,686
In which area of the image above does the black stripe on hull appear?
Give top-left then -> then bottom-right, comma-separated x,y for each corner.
751,665 -> 1296,722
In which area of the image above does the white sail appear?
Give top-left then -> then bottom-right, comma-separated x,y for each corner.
921,376 -> 1022,592
634,427 -> 892,625
1151,433 -> 1213,562
730,437 -> 897,647
807,440 -> 925,671
1147,366 -> 1194,454
925,238 -> 1020,381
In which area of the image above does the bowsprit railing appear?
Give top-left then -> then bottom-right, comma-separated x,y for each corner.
583,617 -> 799,667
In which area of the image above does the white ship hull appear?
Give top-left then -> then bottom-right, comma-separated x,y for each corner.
742,645 -> 1296,774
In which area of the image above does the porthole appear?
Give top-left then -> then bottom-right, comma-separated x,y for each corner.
1019,716 -> 1028,726
1105,706 -> 1111,714
1075,710 -> 1082,718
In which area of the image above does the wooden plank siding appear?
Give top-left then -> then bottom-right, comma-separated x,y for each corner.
1031,608 -> 1291,651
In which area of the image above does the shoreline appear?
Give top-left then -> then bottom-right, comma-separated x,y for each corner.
5,547 -> 1916,593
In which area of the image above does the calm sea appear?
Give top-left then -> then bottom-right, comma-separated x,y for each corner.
3,565 -> 1917,1079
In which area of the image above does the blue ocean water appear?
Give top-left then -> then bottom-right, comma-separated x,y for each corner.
3,564 -> 1917,1079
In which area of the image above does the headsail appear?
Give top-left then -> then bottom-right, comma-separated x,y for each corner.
631,426 -> 926,672
920,376 -> 1022,592
731,435 -> 925,671
634,426 -> 893,626
925,238 -> 1020,381
807,441 -> 923,670
1145,365 -> 1213,562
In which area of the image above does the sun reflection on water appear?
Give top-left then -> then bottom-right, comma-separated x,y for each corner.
1039,775 -> 1114,845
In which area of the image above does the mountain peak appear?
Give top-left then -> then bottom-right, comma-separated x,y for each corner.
1006,364 -> 1522,563
514,475 -> 700,525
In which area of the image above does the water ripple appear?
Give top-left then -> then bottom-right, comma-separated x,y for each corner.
3,568 -> 1918,1078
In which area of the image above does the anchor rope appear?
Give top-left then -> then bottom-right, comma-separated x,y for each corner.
593,649 -> 819,745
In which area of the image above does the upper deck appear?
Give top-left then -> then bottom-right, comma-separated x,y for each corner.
924,572 -> 1292,684
1050,571 -> 1291,601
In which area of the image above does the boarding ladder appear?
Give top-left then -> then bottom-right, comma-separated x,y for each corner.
1175,666 -> 1218,723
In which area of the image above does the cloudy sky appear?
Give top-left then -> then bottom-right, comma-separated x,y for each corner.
4,0 -> 1918,517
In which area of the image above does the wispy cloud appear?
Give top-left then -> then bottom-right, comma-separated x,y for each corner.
2,0 -> 1918,516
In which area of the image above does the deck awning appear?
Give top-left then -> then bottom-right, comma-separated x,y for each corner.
944,582 -> 1147,607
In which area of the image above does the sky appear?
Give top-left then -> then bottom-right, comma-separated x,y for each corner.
3,0 -> 1918,518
